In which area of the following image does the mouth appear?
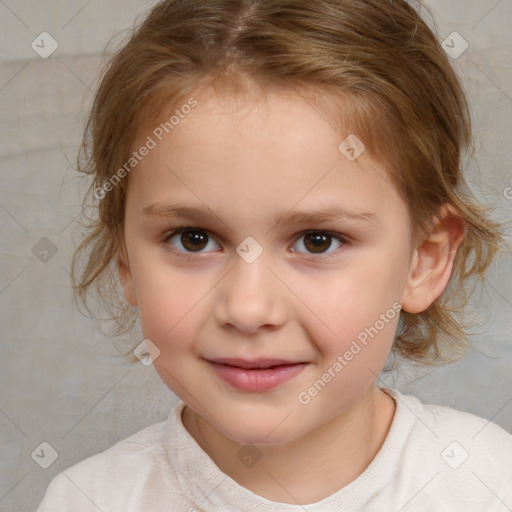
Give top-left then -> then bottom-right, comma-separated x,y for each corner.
209,357 -> 304,369
205,358 -> 308,391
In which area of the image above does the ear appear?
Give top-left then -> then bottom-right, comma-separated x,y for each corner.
118,245 -> 138,307
401,204 -> 465,314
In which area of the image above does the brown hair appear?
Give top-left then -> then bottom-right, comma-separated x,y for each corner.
72,0 -> 506,365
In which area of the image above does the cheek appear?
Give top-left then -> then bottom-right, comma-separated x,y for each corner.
130,259 -> 203,348
136,271 -> 205,395
299,266 -> 402,362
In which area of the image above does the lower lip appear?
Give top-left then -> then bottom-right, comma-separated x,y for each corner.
209,362 -> 307,391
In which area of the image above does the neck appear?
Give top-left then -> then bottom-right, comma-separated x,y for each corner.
182,387 -> 395,505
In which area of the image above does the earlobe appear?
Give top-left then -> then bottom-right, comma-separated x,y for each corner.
401,205 -> 465,314
118,249 -> 138,307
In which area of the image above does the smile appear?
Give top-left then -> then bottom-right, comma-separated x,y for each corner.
206,358 -> 308,392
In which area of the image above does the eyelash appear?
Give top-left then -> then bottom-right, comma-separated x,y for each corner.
161,226 -> 350,260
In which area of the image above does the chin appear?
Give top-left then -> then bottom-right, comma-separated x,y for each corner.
218,409 -> 306,447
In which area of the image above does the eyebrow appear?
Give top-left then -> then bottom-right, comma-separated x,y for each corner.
142,202 -> 379,227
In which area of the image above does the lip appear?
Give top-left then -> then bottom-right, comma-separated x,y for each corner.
207,358 -> 308,392
210,357 -> 303,369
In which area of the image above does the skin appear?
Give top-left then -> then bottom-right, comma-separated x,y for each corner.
118,81 -> 465,504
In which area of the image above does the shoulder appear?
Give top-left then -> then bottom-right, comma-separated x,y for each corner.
36,403 -> 186,511
68,411 -> 170,475
382,387 -> 512,507
398,387 -> 512,449
385,386 -> 512,443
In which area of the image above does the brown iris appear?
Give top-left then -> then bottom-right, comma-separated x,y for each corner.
180,230 -> 209,252
303,232 -> 332,253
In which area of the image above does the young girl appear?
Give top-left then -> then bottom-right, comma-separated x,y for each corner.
37,0 -> 512,510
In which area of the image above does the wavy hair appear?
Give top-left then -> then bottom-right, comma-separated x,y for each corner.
71,0 -> 506,365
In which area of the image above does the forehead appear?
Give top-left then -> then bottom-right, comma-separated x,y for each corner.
127,85 -> 407,228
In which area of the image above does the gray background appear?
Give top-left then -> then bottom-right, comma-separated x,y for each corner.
0,1 -> 511,511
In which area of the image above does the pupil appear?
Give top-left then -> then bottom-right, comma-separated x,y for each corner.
306,233 -> 330,253
183,230 -> 207,251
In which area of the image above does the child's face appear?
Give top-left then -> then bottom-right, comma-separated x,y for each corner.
120,84 -> 416,445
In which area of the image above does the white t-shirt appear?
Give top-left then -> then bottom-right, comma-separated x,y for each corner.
36,387 -> 512,511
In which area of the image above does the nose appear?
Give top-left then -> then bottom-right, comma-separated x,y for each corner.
215,253 -> 288,334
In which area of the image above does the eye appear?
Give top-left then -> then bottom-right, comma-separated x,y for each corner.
291,231 -> 345,255
163,228 -> 220,254
162,227 -> 347,257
